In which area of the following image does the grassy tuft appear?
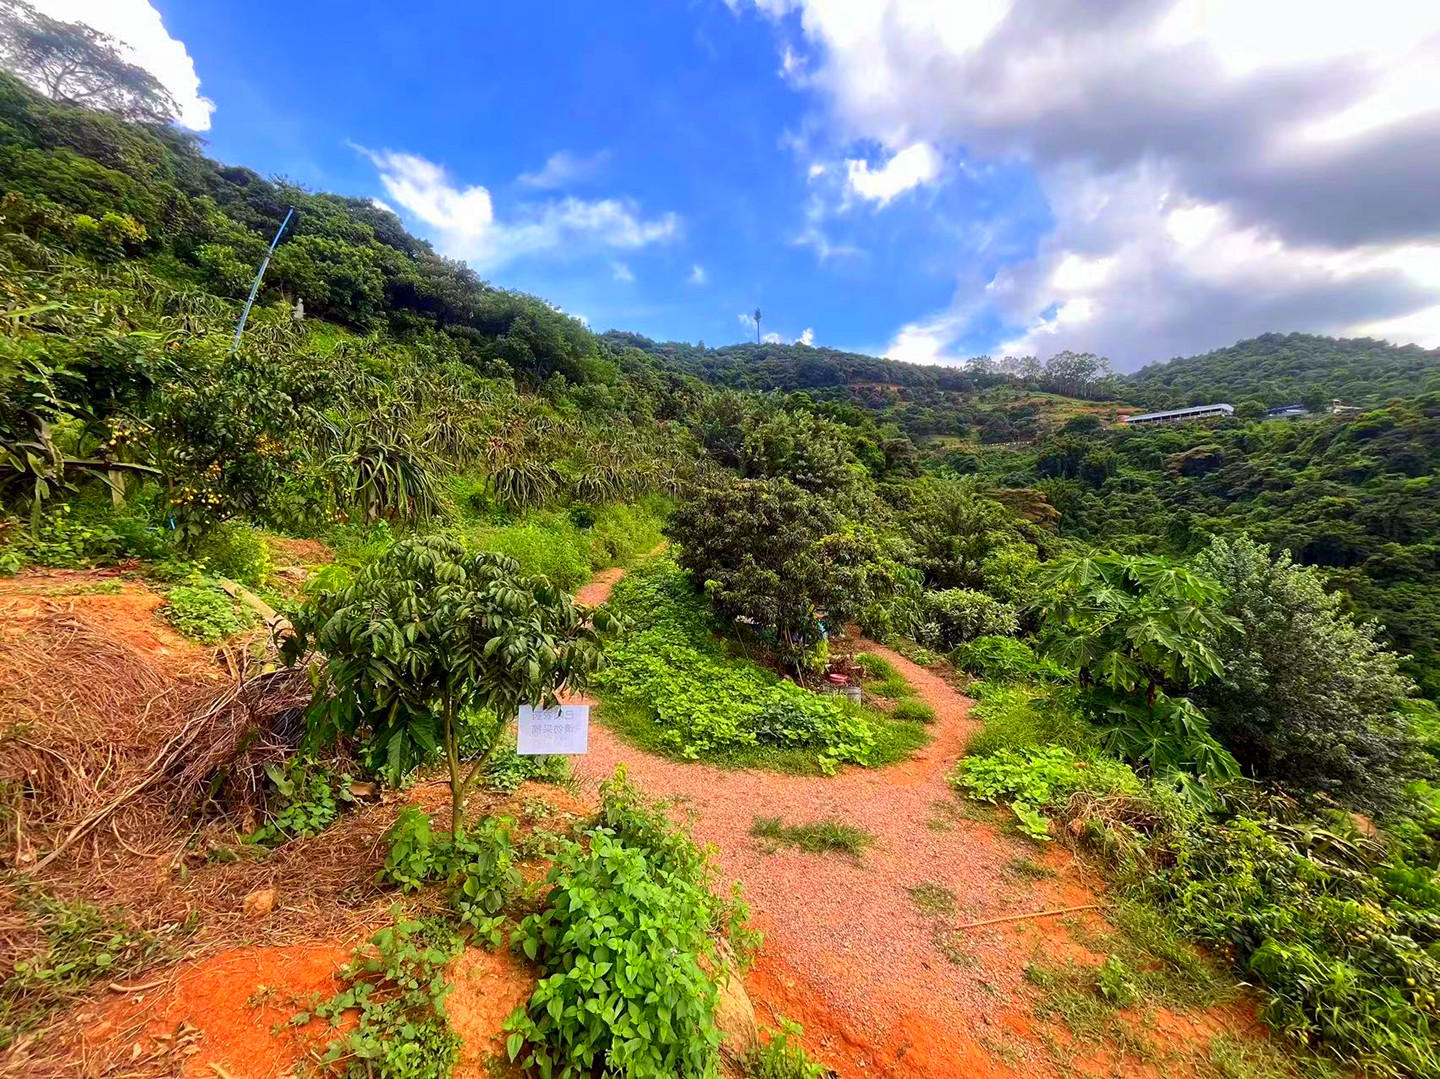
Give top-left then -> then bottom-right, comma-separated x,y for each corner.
751,816 -> 875,857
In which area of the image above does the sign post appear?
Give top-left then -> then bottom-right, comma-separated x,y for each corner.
517,704 -> 590,756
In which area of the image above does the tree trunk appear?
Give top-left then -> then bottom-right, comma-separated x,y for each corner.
443,697 -> 465,841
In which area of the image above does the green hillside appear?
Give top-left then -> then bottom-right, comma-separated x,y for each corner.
1128,332 -> 1440,409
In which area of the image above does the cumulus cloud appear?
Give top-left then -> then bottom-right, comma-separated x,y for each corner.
798,327 -> 815,345
845,143 -> 942,206
688,264 -> 708,285
518,150 -> 611,189
28,0 -> 214,129
734,0 -> 1440,366
357,147 -> 678,271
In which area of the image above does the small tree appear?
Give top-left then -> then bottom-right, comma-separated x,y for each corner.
284,535 -> 614,837
1194,535 -> 1425,812
1037,552 -> 1240,780
668,476 -> 886,675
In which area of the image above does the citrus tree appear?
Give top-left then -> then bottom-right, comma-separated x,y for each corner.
284,535 -> 615,837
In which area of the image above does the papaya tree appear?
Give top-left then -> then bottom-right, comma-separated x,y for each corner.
1037,552 -> 1241,781
284,535 -> 615,837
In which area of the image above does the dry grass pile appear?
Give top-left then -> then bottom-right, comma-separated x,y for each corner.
0,612 -> 313,880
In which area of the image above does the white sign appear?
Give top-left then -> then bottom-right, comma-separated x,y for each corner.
517,704 -> 590,756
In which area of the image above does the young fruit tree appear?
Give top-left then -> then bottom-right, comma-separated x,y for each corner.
283,535 -> 615,837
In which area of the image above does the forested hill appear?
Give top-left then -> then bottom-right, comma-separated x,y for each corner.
0,70 -> 634,391
602,333 -> 982,392
602,332 -> 1122,441
1128,332 -> 1440,409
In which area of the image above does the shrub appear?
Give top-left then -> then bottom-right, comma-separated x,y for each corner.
504,769 -> 749,1079
892,699 -> 936,724
1194,535 -> 1426,814
284,536 -> 611,836
952,635 -> 1068,683
15,500 -> 171,569
1151,803 -> 1440,1076
917,588 -> 1018,650
160,583 -> 253,643
194,520 -> 271,585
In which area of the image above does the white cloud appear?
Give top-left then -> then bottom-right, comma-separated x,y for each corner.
731,0 -> 1440,366
28,0 -> 214,129
518,150 -> 611,189
358,147 -> 678,271
370,198 -> 397,216
688,264 -> 708,285
884,310 -> 974,366
798,327 -> 815,346
845,143 -> 942,206
612,261 -> 635,283
762,331 -> 784,343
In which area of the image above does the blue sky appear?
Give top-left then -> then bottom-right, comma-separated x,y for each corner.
156,0 -> 1047,357
36,2 -> 1440,368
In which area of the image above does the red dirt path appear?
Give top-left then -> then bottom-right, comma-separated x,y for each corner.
572,563 -> 1260,1079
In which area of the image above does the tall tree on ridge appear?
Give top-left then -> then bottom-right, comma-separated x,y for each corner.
0,0 -> 178,123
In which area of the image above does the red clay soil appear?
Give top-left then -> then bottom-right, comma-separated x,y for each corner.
572,565 -> 1263,1079
0,570 -> 215,670
264,535 -> 335,566
27,559 -> 1264,1079
80,942 -> 352,1078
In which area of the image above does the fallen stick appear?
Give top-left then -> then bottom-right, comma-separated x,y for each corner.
956,903 -> 1099,930
108,980 -> 164,993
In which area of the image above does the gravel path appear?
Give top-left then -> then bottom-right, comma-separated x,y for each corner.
570,565 -> 1098,1077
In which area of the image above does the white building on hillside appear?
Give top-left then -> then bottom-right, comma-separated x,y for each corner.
1121,403 -> 1234,426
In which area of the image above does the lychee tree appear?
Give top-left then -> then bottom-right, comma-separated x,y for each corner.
284,534 -> 615,837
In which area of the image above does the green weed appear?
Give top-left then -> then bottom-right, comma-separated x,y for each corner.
1,889 -> 189,1048
908,881 -> 957,917
891,698 -> 936,724
248,758 -> 354,847
160,582 -> 254,643
504,767 -> 754,1079
1004,856 -> 1055,880
745,1018 -> 833,1079
751,816 -> 875,857
596,560 -> 928,773
311,917 -> 462,1079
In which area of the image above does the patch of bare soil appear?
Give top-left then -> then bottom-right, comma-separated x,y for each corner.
0,570 -> 216,668
77,942 -> 353,1079
263,536 -> 335,566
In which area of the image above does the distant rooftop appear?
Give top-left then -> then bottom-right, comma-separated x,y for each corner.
1122,403 -> 1234,424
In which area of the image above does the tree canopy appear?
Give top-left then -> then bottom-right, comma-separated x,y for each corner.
0,1 -> 178,122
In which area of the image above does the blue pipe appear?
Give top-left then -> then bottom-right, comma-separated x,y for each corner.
231,206 -> 294,351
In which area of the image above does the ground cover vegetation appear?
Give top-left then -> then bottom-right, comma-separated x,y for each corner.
2,33 -> 1440,1079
